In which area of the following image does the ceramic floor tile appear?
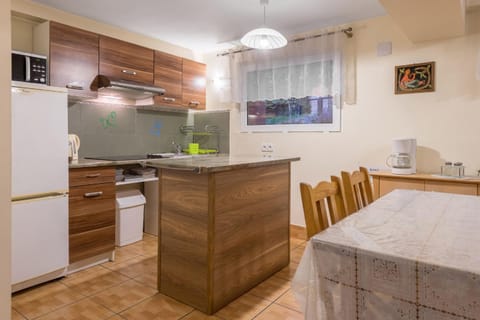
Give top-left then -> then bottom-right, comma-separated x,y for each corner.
62,265 -> 130,296
142,233 -> 158,242
106,246 -> 143,266
133,265 -> 158,289
248,275 -> 291,302
103,255 -> 157,278
275,289 -> 301,313
275,262 -> 299,281
127,239 -> 158,257
120,293 -> 193,320
180,310 -> 222,320
10,228 -> 306,320
91,279 -> 157,313
12,281 -> 85,319
214,293 -> 271,320
255,303 -> 304,320
290,243 -> 306,264
11,308 -> 26,320
35,298 -> 115,320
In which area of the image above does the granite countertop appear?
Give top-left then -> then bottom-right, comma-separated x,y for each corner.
68,158 -> 149,168
69,154 -> 301,172
145,154 -> 300,173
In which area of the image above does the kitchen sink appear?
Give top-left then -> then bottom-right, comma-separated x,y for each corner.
147,153 -> 191,159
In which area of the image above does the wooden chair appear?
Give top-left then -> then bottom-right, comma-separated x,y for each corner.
341,167 -> 374,215
300,176 -> 347,240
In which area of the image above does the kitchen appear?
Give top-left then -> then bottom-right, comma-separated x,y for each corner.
2,0 -> 480,319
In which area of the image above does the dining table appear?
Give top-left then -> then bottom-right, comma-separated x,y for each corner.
292,189 -> 480,320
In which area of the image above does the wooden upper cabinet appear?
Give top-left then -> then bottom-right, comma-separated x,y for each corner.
154,51 -> 183,107
49,21 -> 99,98
99,36 -> 154,85
182,58 -> 206,110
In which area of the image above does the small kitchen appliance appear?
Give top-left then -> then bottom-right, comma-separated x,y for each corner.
12,51 -> 48,84
386,138 -> 417,175
68,134 -> 80,161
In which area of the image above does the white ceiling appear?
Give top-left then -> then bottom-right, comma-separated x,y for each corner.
31,0 -> 386,53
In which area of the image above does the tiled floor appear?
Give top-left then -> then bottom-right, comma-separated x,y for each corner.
12,227 -> 307,320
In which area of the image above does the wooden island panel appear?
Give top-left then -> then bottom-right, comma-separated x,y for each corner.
212,164 -> 290,311
158,163 -> 291,314
159,170 -> 209,311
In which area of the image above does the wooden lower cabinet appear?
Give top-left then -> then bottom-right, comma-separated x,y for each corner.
371,172 -> 480,198
159,163 -> 290,314
376,177 -> 424,197
424,180 -> 477,195
69,167 -> 116,264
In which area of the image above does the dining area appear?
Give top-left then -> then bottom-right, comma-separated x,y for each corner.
292,167 -> 480,320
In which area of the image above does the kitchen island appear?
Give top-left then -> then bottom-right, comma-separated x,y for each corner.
147,154 -> 300,314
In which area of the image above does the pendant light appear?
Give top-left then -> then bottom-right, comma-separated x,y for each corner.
241,0 -> 287,50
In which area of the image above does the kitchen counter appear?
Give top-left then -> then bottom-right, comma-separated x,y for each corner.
68,158 -> 146,168
146,154 -> 301,173
69,154 -> 300,171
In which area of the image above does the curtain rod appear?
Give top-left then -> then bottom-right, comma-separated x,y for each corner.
216,27 -> 353,57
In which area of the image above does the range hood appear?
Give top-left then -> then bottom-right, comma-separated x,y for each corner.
92,75 -> 165,101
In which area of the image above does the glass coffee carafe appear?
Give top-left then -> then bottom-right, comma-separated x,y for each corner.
386,152 -> 412,169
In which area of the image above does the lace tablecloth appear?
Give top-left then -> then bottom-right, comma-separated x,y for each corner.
292,189 -> 480,320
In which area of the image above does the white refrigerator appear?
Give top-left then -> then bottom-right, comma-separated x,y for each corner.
11,81 -> 69,292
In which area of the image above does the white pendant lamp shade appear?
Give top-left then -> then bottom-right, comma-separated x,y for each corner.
241,0 -> 287,50
241,27 -> 287,50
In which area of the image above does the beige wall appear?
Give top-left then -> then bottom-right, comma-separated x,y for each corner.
11,0 -> 199,60
205,13 -> 480,226
1,0 -> 11,318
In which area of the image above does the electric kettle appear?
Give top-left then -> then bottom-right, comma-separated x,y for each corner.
68,134 -> 80,162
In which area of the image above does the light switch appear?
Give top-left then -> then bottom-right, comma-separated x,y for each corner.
377,41 -> 392,57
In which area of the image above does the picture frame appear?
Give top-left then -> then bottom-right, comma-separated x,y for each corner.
395,61 -> 435,94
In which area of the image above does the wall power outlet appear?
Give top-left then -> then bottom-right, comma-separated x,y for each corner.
261,143 -> 274,153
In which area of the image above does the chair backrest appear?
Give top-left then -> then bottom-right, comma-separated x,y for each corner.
341,166 -> 374,215
300,176 -> 347,240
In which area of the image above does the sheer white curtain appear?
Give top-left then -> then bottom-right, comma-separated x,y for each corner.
225,31 -> 355,132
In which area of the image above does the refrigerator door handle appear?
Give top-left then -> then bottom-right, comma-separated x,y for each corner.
12,192 -> 68,203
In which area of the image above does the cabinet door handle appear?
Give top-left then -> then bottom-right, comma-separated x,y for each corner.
84,191 -> 103,198
122,69 -> 137,76
85,173 -> 101,178
163,97 -> 176,102
189,100 -> 200,106
66,84 -> 84,90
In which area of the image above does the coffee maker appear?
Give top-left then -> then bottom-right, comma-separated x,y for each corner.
386,138 -> 416,175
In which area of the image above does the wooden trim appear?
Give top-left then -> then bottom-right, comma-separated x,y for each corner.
290,225 -> 307,241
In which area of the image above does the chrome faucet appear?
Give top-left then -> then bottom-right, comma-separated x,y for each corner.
171,140 -> 183,154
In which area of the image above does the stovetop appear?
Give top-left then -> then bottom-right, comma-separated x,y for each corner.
85,153 -> 175,161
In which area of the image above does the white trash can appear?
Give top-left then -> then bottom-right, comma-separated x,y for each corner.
116,190 -> 146,246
